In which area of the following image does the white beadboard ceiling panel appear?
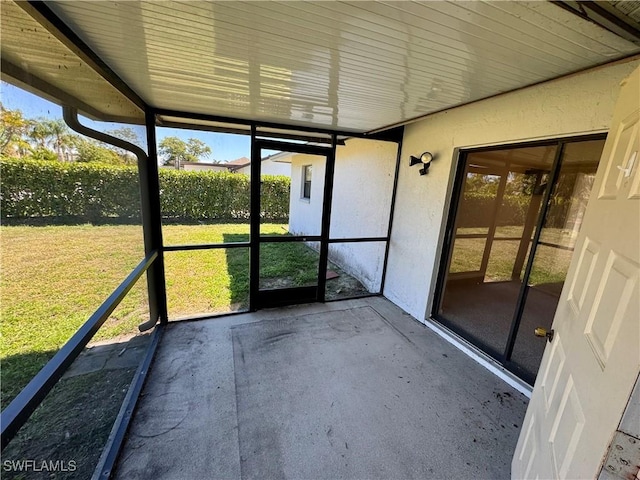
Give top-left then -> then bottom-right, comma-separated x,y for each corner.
611,1 -> 640,22
0,1 -> 144,123
34,1 -> 640,132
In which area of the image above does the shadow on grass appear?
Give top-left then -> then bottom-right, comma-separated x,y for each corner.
1,216 -> 143,227
1,350 -> 59,410
2,336 -> 150,479
2,367 -> 136,479
222,233 -> 251,309
223,233 -> 322,302
222,233 -> 370,305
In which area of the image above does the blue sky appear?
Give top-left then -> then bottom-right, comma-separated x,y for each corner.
1,82 -> 251,162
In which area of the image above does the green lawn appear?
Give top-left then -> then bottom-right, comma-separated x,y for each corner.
451,226 -> 574,285
0,223 -> 294,408
1,224 -> 149,408
162,223 -> 322,318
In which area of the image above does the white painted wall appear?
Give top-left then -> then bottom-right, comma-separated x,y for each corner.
235,158 -> 291,177
384,57 -> 640,321
262,158 -> 291,177
327,242 -> 387,292
289,139 -> 398,291
182,163 -> 228,172
328,139 -> 397,290
330,138 -> 397,238
289,154 -> 325,237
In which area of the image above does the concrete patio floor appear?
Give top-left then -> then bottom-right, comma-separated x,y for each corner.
115,297 -> 528,479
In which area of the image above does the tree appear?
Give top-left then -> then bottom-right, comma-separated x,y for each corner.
26,118 -> 74,161
1,107 -> 75,160
105,127 -> 142,165
28,119 -> 50,149
72,137 -> 123,165
464,172 -> 500,196
106,127 -> 141,146
159,136 -> 211,168
185,138 -> 211,162
158,136 -> 186,167
29,146 -> 58,162
0,103 -> 141,165
0,105 -> 30,157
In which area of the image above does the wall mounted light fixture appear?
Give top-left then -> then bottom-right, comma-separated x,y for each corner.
409,151 -> 435,175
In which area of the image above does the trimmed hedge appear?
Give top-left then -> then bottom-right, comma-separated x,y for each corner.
458,192 -> 576,229
1,158 -> 290,222
457,192 -> 530,228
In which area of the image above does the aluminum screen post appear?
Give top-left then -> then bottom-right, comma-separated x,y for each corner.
144,109 -> 168,324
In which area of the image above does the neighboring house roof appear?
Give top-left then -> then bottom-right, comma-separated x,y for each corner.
263,151 -> 295,164
181,161 -> 227,168
175,151 -> 300,173
226,154 -> 293,172
225,157 -> 250,172
172,157 -> 286,173
225,157 -> 251,167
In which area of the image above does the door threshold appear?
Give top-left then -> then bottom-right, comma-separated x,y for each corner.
424,317 -> 533,398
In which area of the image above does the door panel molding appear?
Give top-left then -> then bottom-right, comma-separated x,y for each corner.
567,236 -> 601,316
540,336 -> 566,413
517,412 -> 538,479
598,110 -> 639,199
584,250 -> 639,370
548,375 -> 586,480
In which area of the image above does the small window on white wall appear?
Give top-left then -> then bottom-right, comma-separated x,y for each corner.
302,165 -> 312,199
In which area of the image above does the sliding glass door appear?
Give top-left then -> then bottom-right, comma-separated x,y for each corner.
433,135 -> 606,385
505,139 -> 605,381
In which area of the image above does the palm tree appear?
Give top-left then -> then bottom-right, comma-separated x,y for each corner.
39,119 -> 73,161
28,119 -> 50,149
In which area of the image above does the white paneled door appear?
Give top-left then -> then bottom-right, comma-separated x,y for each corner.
512,66 -> 640,479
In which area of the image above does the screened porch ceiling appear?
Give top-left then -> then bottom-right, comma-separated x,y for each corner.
2,1 -> 640,134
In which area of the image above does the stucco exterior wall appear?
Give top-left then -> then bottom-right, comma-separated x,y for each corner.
289,139 -> 398,291
289,154 -> 326,237
330,139 -> 397,238
384,57 -> 640,321
328,139 -> 397,290
327,242 -> 387,292
236,159 -> 291,177
262,158 -> 291,177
